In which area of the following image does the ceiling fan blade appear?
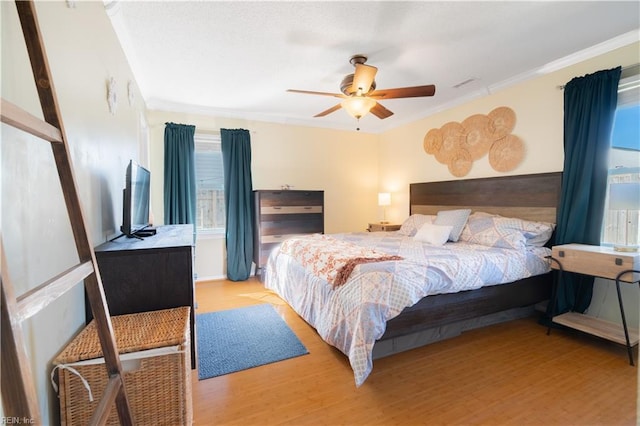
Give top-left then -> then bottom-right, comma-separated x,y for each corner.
370,102 -> 394,119
287,89 -> 344,98
314,103 -> 342,117
369,85 -> 436,99
352,64 -> 378,94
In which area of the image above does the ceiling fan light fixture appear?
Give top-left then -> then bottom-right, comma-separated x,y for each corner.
288,55 -> 435,122
341,96 -> 376,119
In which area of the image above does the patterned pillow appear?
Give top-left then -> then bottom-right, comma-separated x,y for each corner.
413,223 -> 453,246
459,212 -> 555,249
521,220 -> 556,247
398,214 -> 436,236
434,209 -> 472,242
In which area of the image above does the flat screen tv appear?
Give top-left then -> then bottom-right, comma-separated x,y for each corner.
121,160 -> 151,237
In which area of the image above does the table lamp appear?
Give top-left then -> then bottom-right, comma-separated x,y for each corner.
609,182 -> 640,252
378,192 -> 391,224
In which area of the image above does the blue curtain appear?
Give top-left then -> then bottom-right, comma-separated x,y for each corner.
550,67 -> 621,316
164,122 -> 196,225
221,128 -> 254,281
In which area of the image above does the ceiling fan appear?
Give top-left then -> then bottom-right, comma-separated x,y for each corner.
287,55 -> 436,122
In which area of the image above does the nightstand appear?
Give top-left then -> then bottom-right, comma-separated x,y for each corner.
367,223 -> 401,232
548,243 -> 640,365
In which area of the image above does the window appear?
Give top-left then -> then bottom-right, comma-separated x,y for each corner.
195,133 -> 225,233
601,69 -> 640,248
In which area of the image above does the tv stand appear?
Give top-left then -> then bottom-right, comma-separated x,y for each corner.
89,224 -> 197,369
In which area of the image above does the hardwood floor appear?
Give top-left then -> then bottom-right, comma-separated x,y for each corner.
192,278 -> 638,425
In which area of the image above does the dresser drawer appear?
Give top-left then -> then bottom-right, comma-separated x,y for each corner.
259,215 -> 324,236
261,233 -> 313,244
257,234 -> 319,265
261,205 -> 323,214
259,191 -> 323,207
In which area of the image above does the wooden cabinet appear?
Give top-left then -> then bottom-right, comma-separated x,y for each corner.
368,223 -> 401,232
549,243 -> 640,364
88,224 -> 197,369
253,190 -> 324,276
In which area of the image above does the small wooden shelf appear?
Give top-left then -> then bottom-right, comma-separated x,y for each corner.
553,312 -> 639,346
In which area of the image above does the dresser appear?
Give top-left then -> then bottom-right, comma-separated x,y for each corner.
253,190 -> 324,277
88,224 -> 197,369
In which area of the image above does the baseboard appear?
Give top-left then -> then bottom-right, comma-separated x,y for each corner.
195,274 -> 227,282
195,265 -> 258,283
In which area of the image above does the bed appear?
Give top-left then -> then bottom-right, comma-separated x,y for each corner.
264,172 -> 562,386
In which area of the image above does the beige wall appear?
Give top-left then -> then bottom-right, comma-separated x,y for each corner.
1,2 -> 145,423
146,110 -> 379,279
378,41 -> 640,326
378,42 -> 639,223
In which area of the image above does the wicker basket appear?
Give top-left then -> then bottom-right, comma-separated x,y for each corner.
53,307 -> 192,425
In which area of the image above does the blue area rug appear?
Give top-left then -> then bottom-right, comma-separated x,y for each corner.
196,304 -> 309,380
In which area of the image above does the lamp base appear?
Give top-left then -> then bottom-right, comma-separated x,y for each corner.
614,245 -> 639,252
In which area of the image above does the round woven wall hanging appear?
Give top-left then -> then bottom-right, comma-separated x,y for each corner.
489,135 -> 525,172
423,128 -> 442,154
448,148 -> 473,177
488,106 -> 516,139
461,114 -> 493,160
422,106 -> 522,176
435,121 -> 464,164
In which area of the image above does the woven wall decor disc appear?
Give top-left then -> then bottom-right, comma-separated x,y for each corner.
423,128 -> 442,154
435,121 -> 464,164
489,134 -> 525,172
447,148 -> 473,177
461,114 -> 493,160
488,106 -> 516,140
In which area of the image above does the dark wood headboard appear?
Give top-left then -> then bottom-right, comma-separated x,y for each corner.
410,172 -> 562,223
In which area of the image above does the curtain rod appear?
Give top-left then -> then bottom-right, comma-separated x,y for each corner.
557,63 -> 640,90
195,129 -> 257,135
196,126 -> 258,135
621,63 -> 640,78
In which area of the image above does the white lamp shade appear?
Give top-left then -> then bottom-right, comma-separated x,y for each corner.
609,183 -> 640,210
341,96 -> 376,119
378,192 -> 391,206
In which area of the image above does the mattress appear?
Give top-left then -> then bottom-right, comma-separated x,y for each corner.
264,231 -> 551,386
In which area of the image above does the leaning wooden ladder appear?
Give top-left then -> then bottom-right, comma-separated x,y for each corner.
0,1 -> 133,424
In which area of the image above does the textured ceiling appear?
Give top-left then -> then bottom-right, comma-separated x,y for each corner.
106,1 -> 640,133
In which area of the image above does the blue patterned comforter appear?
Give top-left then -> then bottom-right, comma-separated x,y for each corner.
264,231 -> 551,386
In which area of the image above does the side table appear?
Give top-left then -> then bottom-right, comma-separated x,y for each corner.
547,243 -> 640,365
367,223 -> 401,232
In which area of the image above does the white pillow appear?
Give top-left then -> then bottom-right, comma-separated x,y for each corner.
398,214 -> 436,236
434,209 -> 472,242
413,223 -> 453,246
